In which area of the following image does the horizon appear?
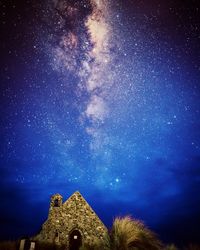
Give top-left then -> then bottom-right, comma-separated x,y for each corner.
1,0 -> 200,247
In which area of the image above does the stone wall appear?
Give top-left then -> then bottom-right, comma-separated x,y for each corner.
33,191 -> 107,249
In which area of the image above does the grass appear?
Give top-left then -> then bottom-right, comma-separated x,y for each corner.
0,240 -> 19,250
164,244 -> 178,250
110,216 -> 162,250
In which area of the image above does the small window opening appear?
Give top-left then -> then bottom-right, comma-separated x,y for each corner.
54,199 -> 59,207
55,231 -> 59,242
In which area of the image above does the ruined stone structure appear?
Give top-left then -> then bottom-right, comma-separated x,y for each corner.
33,191 -> 107,249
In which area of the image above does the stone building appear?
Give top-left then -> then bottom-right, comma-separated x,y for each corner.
33,191 -> 107,249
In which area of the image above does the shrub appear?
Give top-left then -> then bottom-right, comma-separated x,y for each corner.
110,216 -> 162,250
0,240 -> 18,250
81,216 -> 162,250
164,244 -> 178,250
185,244 -> 200,250
35,241 -> 65,250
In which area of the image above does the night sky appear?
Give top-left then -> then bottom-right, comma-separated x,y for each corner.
1,0 -> 200,246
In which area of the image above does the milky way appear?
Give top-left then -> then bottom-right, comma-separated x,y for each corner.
51,0 -> 114,151
43,0 -> 126,187
1,0 -> 200,244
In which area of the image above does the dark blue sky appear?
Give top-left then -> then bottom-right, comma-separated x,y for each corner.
1,0 -> 200,246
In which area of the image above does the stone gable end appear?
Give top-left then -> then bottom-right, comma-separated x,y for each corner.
33,191 -> 107,248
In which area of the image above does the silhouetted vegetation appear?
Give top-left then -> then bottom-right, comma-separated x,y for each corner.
184,244 -> 200,250
1,216 -> 200,250
81,216 -> 162,250
34,241 -> 66,250
0,240 -> 66,250
164,244 -> 178,250
0,240 -> 19,250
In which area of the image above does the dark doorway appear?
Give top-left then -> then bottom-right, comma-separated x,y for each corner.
69,230 -> 82,250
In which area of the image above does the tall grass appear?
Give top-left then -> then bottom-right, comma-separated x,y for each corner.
110,216 -> 162,250
81,216 -> 162,250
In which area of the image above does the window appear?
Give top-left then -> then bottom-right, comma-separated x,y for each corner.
54,199 -> 59,207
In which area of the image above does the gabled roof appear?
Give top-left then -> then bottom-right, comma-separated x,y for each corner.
63,191 -> 107,229
63,190 -> 82,203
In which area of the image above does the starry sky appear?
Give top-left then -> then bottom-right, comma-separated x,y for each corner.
0,0 -> 200,246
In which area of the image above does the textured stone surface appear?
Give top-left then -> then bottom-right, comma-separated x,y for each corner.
33,191 -> 107,249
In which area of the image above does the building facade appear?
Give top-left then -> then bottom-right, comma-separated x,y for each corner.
33,191 -> 107,249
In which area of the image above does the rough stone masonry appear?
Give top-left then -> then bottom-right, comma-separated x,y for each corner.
33,191 -> 107,249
